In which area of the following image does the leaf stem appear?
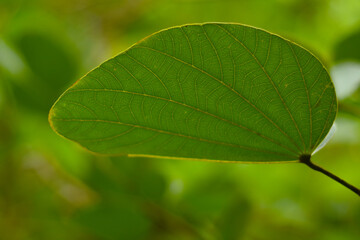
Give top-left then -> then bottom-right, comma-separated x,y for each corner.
300,154 -> 360,197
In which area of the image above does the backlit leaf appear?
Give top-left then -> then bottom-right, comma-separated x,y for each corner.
49,23 -> 337,162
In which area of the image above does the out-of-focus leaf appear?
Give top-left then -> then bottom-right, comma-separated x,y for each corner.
17,32 -> 77,89
12,31 -> 78,111
0,71 -> 16,158
338,101 -> 360,120
4,10 -> 80,111
334,30 -> 360,63
135,170 -> 167,201
75,198 -> 150,240
181,178 -> 236,218
176,176 -> 250,239
111,157 -> 167,201
50,23 -> 337,162
217,197 -> 251,240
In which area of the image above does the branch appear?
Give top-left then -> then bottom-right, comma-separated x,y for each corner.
300,154 -> 360,197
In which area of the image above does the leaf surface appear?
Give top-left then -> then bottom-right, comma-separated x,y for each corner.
49,23 -> 337,162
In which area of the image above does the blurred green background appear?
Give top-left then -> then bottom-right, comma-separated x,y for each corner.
1,0 -> 360,239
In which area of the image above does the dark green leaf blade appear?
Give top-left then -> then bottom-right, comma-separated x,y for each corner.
49,23 -> 337,162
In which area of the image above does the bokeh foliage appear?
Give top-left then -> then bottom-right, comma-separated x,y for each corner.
1,0 -> 360,239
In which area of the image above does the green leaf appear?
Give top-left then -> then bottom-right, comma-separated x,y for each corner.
49,23 -> 337,162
